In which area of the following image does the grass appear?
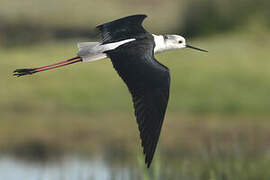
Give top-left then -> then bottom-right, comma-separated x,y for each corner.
0,0 -> 181,32
1,31 -> 270,115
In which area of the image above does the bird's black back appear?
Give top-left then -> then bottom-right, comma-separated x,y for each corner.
96,14 -> 148,44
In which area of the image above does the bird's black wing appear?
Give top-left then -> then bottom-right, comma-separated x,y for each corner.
105,35 -> 170,168
96,14 -> 148,44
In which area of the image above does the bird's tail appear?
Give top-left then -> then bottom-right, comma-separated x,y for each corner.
77,42 -> 107,62
13,56 -> 82,77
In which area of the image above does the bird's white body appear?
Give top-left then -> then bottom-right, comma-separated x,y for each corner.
77,34 -> 187,62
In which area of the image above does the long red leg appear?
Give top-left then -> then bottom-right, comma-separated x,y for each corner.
13,56 -> 82,77
33,56 -> 80,70
32,59 -> 82,73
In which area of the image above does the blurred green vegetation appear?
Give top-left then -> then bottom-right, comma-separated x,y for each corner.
1,0 -> 270,178
1,0 -> 270,46
180,0 -> 270,36
1,31 -> 270,115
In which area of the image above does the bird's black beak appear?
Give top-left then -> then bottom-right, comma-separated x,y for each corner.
186,44 -> 208,52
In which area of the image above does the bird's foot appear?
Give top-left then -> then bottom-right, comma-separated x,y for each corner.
13,68 -> 36,77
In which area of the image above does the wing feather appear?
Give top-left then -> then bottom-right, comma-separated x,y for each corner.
96,14 -> 148,44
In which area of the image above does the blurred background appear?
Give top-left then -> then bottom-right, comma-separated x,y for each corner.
1,0 -> 270,179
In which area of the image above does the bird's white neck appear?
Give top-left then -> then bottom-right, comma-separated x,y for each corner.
152,34 -> 166,54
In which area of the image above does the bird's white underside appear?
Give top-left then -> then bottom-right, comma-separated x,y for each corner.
77,34 -> 166,62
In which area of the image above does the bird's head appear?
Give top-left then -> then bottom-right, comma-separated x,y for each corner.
163,35 -> 208,52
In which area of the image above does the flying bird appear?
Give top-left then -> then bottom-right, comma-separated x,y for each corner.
13,14 -> 207,167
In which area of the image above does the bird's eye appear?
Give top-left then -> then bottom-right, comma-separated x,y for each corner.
178,40 -> 183,44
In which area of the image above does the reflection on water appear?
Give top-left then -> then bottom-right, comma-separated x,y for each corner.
1,145 -> 270,180
0,154 -> 137,180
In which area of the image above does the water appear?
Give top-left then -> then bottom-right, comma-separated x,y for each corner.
1,149 -> 269,180
0,154 -> 138,180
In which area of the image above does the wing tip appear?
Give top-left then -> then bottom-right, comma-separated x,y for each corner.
145,153 -> 154,168
142,142 -> 155,168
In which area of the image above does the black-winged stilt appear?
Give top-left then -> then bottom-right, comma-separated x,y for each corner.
13,14 -> 207,168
